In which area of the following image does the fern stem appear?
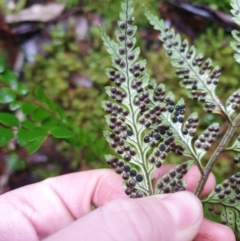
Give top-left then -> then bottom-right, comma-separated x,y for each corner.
195,114 -> 240,197
123,0 -> 153,195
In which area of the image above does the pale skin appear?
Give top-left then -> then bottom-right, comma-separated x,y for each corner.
0,165 -> 236,241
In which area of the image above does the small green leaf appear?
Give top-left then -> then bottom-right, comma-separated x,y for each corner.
34,87 -> 66,121
16,83 -> 28,95
42,117 -> 60,129
27,136 -> 46,154
0,88 -> 16,103
0,127 -> 13,146
45,99 -> 58,111
21,120 -> 36,129
28,129 -> 47,141
0,112 -> 19,127
51,126 -> 74,138
17,129 -> 30,146
32,108 -> 50,121
10,101 -> 21,111
21,102 -> 36,114
35,86 -> 48,102
55,106 -> 66,121
0,69 -> 18,86
17,128 -> 47,146
0,56 -> 4,73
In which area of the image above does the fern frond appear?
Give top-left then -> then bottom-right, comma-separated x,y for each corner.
145,10 -> 230,122
101,0 -> 201,196
101,0 -> 156,196
230,0 -> 240,63
203,173 -> 240,231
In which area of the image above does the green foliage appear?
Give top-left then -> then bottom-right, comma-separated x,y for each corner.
0,88 -> 16,104
23,20 -> 111,164
0,57 -> 79,154
145,9 -> 229,119
145,0 -> 240,230
101,0 -> 240,232
0,127 -> 13,147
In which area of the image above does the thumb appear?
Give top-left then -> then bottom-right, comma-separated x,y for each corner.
44,191 -> 203,241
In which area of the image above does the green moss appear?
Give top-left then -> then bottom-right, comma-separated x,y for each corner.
23,20 -> 112,165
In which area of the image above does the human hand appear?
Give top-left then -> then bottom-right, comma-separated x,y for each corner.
0,166 -> 236,241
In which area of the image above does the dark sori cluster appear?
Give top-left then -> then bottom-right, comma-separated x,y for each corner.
103,5 -> 152,197
144,125 -> 173,168
208,172 -> 240,223
195,124 -> 220,151
227,91 -> 240,110
184,115 -> 198,137
101,0 -> 194,198
156,163 -> 189,194
107,156 -> 144,198
122,165 -> 144,198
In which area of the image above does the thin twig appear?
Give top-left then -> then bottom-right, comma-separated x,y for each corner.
195,114 -> 240,197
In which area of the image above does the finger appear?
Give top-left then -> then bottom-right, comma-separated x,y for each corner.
43,192 -> 203,241
153,165 -> 216,196
0,169 -> 127,240
184,166 -> 216,196
194,218 -> 236,241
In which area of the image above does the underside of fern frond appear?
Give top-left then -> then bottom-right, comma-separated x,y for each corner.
203,173 -> 240,231
203,0 -> 240,232
101,0 -> 240,233
100,0 -> 196,197
144,9 -> 240,122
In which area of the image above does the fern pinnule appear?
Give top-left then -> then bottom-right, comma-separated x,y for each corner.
144,9 -> 230,122
100,0 -> 196,197
100,0 -> 158,196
